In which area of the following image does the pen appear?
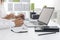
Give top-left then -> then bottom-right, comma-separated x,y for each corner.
11,29 -> 28,33
38,32 -> 56,36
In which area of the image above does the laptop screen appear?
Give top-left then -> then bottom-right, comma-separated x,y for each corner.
38,7 -> 54,25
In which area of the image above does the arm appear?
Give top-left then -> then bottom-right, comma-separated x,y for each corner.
0,18 -> 24,29
3,14 -> 15,20
3,14 -> 24,27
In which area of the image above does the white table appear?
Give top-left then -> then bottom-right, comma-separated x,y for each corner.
0,20 -> 60,40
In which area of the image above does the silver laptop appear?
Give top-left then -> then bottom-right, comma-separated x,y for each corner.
31,7 -> 55,25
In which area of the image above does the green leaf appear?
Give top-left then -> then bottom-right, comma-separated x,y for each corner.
30,3 -> 35,10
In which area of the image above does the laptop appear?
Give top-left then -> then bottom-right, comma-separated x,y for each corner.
25,7 -> 55,28
30,7 -> 55,25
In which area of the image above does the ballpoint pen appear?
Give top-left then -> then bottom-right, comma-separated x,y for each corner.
38,32 -> 56,36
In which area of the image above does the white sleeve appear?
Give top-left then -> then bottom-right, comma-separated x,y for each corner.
8,21 -> 15,28
0,19 -> 15,29
7,20 -> 15,28
0,5 -> 7,18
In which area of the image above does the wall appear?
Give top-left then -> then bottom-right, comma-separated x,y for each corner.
30,0 -> 54,9
31,0 -> 60,10
30,0 -> 60,25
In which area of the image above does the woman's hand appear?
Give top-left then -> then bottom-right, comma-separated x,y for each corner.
15,14 -> 25,20
4,13 -> 25,27
13,18 -> 24,27
4,14 -> 15,20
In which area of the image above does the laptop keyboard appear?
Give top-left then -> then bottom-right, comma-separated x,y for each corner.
30,21 -> 39,25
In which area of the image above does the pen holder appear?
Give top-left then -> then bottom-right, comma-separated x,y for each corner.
32,14 -> 39,19
30,12 -> 36,19
30,12 -> 39,19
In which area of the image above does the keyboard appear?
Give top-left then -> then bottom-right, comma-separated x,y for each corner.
35,26 -> 59,32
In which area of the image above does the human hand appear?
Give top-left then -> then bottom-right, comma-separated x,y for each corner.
15,14 -> 25,20
13,18 -> 24,27
4,14 -> 15,20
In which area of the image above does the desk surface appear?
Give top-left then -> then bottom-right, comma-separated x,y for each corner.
0,28 -> 60,40
0,20 -> 60,40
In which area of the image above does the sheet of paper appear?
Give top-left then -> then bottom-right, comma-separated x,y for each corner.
24,4 -> 30,11
14,4 -> 30,11
20,0 -> 30,2
8,3 -> 13,11
9,0 -> 12,2
14,4 -> 22,11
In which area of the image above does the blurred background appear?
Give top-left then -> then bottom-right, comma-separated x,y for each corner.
2,0 -> 60,25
